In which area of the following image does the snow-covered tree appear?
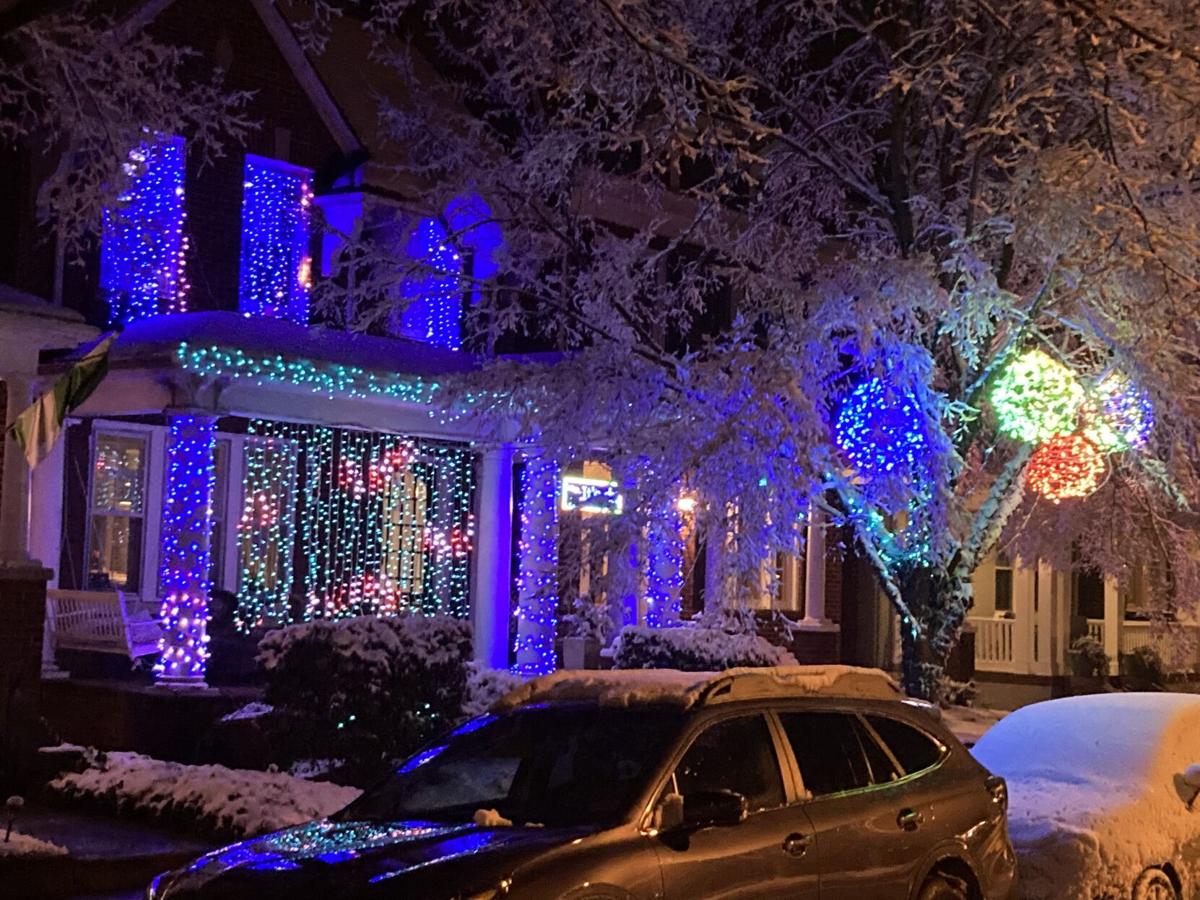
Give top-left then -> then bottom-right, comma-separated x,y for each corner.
321,0 -> 1200,697
0,0 -> 253,255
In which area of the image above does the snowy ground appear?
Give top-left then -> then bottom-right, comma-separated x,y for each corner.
942,704 -> 1010,746
49,750 -> 361,838
0,829 -> 68,857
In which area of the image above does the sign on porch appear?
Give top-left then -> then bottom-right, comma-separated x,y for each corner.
560,475 -> 623,515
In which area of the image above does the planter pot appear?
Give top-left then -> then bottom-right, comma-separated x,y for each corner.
562,636 -> 601,670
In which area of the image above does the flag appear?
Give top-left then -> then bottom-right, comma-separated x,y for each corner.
6,332 -> 118,468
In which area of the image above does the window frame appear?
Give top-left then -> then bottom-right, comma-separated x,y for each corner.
769,706 -> 948,803
643,709 -> 798,827
84,424 -> 158,599
994,552 -> 1014,613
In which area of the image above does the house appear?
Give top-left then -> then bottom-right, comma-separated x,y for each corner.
0,0 -> 865,697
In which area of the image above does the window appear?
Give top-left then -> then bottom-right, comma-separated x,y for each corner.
779,712 -> 895,797
864,716 -> 944,775
99,135 -> 188,324
994,552 -> 1013,613
238,155 -> 313,324
673,715 -> 784,812
87,432 -> 148,592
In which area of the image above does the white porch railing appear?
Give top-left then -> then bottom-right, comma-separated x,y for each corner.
970,617 -> 1020,673
1086,619 -> 1200,673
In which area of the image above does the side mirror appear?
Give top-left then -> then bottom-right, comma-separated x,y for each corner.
681,789 -> 748,830
1184,765 -> 1200,810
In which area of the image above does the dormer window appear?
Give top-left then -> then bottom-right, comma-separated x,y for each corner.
238,154 -> 313,324
99,135 -> 188,325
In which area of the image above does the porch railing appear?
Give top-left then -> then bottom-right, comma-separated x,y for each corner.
1085,619 -> 1200,673
969,617 -> 1019,672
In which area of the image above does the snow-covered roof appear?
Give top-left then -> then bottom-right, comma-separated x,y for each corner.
492,665 -> 901,712
100,312 -> 479,377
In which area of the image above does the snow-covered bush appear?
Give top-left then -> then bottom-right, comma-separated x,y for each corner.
258,614 -> 473,781
49,749 -> 360,838
612,624 -> 797,671
462,663 -> 525,718
1122,645 -> 1166,690
1068,636 -> 1110,679
562,596 -> 613,645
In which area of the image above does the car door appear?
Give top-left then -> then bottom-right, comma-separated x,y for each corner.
654,712 -> 819,900
776,710 -> 925,899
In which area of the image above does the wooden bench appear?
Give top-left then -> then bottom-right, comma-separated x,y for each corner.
46,589 -> 164,661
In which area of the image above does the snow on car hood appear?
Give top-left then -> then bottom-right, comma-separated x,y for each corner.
973,693 -> 1200,900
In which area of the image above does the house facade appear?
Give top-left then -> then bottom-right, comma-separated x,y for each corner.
0,0 -> 862,690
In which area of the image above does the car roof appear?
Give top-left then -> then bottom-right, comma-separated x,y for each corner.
492,665 -> 903,713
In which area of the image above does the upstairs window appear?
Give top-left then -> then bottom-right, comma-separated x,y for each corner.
238,155 -> 313,324
99,135 -> 189,325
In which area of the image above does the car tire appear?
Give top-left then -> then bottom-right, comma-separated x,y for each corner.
916,873 -> 969,900
1133,868 -> 1179,900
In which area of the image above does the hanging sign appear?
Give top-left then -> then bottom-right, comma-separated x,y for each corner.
560,475 -> 624,515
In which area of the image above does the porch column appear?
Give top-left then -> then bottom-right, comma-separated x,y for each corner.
29,430 -> 68,678
1103,576 -> 1121,677
471,445 -> 514,669
513,454 -> 559,675
0,373 -> 32,562
802,510 -> 829,624
155,411 -> 217,688
1011,558 -> 1034,675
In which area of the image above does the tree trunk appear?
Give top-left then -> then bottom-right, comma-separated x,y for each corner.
897,565 -> 973,700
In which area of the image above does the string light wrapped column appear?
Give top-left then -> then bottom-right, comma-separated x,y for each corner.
155,412 -> 217,687
512,454 -> 559,676
644,504 -> 684,628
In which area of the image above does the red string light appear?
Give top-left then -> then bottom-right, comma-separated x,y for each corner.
1026,434 -> 1106,503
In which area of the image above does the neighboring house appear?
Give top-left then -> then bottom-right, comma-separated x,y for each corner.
0,0 -> 865,689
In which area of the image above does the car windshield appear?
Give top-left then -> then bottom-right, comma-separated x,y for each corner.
335,705 -> 685,829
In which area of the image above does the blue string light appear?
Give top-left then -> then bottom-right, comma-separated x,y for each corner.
512,456 -> 559,676
393,217 -> 464,350
644,504 -> 684,628
834,377 -> 930,482
100,135 -> 189,325
155,414 -> 216,684
238,157 -> 313,324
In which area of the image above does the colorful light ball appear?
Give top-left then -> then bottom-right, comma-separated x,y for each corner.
1082,373 -> 1154,453
835,377 -> 929,482
991,349 -> 1083,444
1026,433 -> 1106,503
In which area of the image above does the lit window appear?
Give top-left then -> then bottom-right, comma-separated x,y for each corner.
238,155 -> 313,324
99,136 -> 189,325
88,432 -> 148,592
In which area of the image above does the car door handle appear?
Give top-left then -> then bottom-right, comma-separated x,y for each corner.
782,832 -> 811,857
897,808 -> 923,831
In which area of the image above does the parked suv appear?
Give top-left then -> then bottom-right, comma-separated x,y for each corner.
148,667 -> 1016,899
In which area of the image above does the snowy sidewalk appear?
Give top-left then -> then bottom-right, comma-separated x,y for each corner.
942,705 -> 1009,747
0,803 -> 213,900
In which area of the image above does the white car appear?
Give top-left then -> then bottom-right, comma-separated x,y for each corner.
972,693 -> 1200,900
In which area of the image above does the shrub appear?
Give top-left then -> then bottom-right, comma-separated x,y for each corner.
936,677 -> 978,708
1068,635 -> 1110,679
462,662 -> 525,718
561,596 -> 614,645
257,614 -> 473,782
1122,645 -> 1166,690
612,624 -> 798,671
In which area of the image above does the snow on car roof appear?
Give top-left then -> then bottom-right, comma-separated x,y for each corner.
492,665 -> 901,712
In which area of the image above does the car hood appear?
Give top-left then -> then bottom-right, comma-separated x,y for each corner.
154,818 -> 592,898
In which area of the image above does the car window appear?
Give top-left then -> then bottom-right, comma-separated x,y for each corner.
865,715 -> 945,775
779,711 -> 896,797
673,715 -> 785,812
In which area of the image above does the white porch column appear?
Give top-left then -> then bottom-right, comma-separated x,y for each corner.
29,428 -> 68,678
155,411 -> 217,688
513,454 -> 559,675
1103,576 -> 1121,677
0,373 -> 32,562
802,510 -> 829,625
471,445 -> 514,669
1011,558 -> 1035,675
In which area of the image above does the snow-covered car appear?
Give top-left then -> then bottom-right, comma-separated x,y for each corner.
149,666 -> 1016,899
972,692 -> 1200,900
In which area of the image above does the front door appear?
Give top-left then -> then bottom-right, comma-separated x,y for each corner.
654,713 -> 819,899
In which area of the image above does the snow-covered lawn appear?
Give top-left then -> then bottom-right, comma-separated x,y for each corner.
49,751 -> 361,838
0,830 -> 68,857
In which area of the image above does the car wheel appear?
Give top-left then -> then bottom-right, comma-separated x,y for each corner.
916,874 -> 968,900
1133,868 -> 1179,900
